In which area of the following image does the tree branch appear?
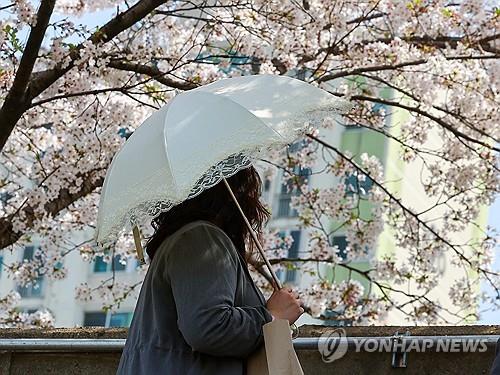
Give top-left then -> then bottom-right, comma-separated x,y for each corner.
348,94 -> 500,152
29,0 -> 169,98
107,60 -> 199,90
0,0 -> 169,153
0,171 -> 104,249
355,72 -> 500,146
30,87 -> 131,107
346,12 -> 385,24
366,34 -> 500,53
0,0 -> 56,150
305,133 -> 484,271
317,59 -> 427,82
304,33 -> 499,63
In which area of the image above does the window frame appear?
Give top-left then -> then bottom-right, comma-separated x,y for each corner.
83,311 -> 133,327
17,245 -> 45,299
92,254 -> 137,274
275,229 -> 302,284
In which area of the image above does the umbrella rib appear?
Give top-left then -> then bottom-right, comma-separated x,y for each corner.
162,99 -> 179,193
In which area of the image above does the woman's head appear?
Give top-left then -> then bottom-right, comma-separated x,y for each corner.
145,166 -> 270,260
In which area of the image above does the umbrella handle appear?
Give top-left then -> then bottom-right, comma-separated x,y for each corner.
222,178 -> 283,290
132,225 -> 146,265
223,178 -> 300,338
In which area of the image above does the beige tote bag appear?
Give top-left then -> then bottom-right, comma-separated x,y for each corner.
247,319 -> 304,375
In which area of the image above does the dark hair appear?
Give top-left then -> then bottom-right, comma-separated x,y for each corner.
145,166 -> 270,261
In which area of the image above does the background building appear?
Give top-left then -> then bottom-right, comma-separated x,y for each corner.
0,227 -> 140,327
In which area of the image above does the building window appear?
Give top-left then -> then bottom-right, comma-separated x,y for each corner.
331,235 -> 348,261
23,308 -> 41,314
83,311 -> 133,327
117,127 -> 132,139
264,178 -> 271,192
93,255 -> 128,273
323,309 -> 353,326
17,280 -> 44,299
0,192 -> 13,205
83,312 -> 106,326
277,193 -> 296,218
17,246 -> 44,298
284,230 -> 301,283
288,139 -> 307,153
343,102 -> 389,129
371,102 -> 389,120
331,234 -> 369,260
110,313 -> 132,327
277,167 -> 311,218
345,172 -> 373,197
296,69 -> 307,81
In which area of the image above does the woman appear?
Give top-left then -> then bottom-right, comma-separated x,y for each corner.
117,166 -> 304,375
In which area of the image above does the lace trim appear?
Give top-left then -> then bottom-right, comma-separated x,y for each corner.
95,98 -> 352,249
96,153 -> 253,249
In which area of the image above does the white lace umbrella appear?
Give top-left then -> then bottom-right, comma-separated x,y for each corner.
95,74 -> 349,285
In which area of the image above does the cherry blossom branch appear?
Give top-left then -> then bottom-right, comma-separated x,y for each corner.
317,60 -> 428,82
355,72 -> 499,145
30,0 -> 170,98
364,34 -> 500,54
346,95 -> 500,152
267,256 -> 464,322
306,133 -> 499,297
0,4 -> 14,11
0,0 -> 56,151
304,32 -> 499,64
0,0 -> 170,153
30,74 -> 188,108
30,87 -> 136,107
107,60 -> 199,90
346,12 -> 385,25
0,171 -> 104,249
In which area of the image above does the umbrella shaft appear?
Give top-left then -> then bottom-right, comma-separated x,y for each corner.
222,178 -> 282,290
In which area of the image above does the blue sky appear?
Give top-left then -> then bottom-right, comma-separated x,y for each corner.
1,5 -> 115,45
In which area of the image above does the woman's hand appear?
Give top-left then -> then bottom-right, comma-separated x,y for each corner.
266,287 -> 304,324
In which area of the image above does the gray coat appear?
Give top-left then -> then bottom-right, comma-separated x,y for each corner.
117,220 -> 273,375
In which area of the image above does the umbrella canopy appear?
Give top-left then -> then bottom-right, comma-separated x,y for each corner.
95,74 -> 350,249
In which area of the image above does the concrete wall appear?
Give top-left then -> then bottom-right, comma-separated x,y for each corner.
0,325 -> 498,374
